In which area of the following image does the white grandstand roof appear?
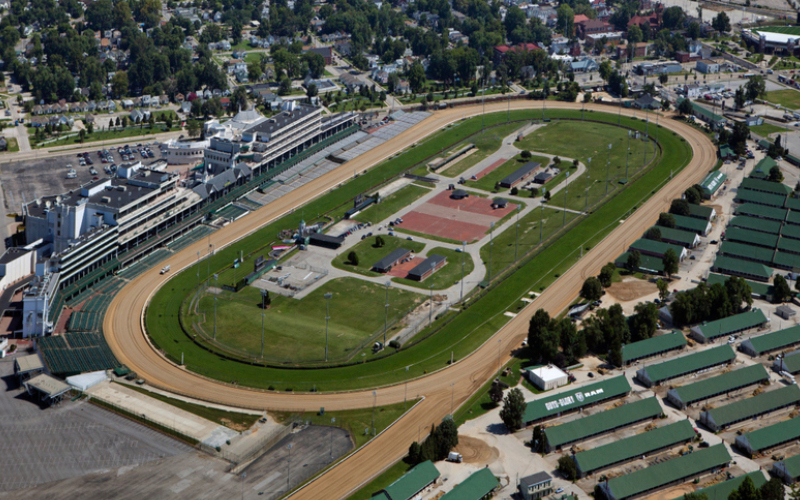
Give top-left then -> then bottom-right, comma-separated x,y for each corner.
747,29 -> 800,44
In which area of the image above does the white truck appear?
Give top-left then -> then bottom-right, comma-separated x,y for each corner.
160,265 -> 170,274
447,452 -> 463,463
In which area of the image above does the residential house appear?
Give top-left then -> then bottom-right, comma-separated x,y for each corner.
121,99 -> 134,109
227,59 -> 247,75
340,73 -> 364,93
577,18 -> 613,39
306,46 -> 333,65
494,43 -> 542,64
334,39 -> 352,56
160,95 -> 169,105
696,59 -> 720,74
570,58 -> 600,73
180,101 -> 192,114
175,93 -> 185,103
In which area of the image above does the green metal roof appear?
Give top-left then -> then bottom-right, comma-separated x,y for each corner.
671,472 -> 767,500
774,251 -> 800,270
706,273 -> 772,298
712,256 -> 774,280
700,171 -> 728,195
788,211 -> 800,225
728,216 -> 782,234
671,214 -> 710,234
778,454 -> 800,479
523,376 -> 631,424
736,203 -> 788,221
778,238 -> 800,254
735,189 -> 788,208
781,351 -> 800,373
719,241 -> 776,264
744,325 -> 800,354
669,364 -> 768,406
629,239 -> 685,258
605,444 -> 731,500
693,309 -> 768,340
615,252 -> 665,273
739,417 -> 800,452
638,345 -> 735,384
576,420 -> 695,475
545,397 -> 662,449
440,468 -> 498,500
623,331 -> 687,364
688,204 -> 715,220
724,227 -> 779,249
719,145 -> 734,159
740,177 -> 793,196
653,226 -> 700,247
758,139 -> 772,150
786,197 -> 800,211
705,384 -> 800,428
382,461 -> 440,500
782,224 -> 800,240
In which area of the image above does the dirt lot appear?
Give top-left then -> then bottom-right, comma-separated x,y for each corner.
454,435 -> 500,464
606,278 -> 658,302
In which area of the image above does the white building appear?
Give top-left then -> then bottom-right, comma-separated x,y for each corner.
526,365 -> 569,390
22,271 -> 58,338
161,137 -> 210,165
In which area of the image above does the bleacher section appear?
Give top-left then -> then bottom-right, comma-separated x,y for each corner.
39,332 -> 120,377
214,204 -> 248,221
167,225 -> 216,252
117,249 -> 172,280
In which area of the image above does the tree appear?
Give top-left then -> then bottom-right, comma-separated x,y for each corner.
408,63 -> 426,94
678,98 -> 693,116
729,476 -> 761,500
599,263 -> 616,287
489,384 -> 503,405
658,213 -> 676,228
111,71 -> 129,98
760,477 -> 785,500
347,251 -> 359,266
528,309 -> 559,363
735,88 -> 746,110
531,425 -> 545,453
712,11 -> 731,33
745,75 -> 766,102
657,279 -> 669,301
628,25 -> 644,45
670,199 -> 691,216
769,166 -> 784,183
375,236 -> 385,248
407,441 -> 422,464
663,249 -> 679,278
599,60 -> 613,82
645,227 -> 662,241
500,388 -> 526,432
557,455 -> 578,481
581,277 -> 603,302
774,275 -> 792,303
662,6 -> 685,29
683,493 -> 709,500
78,129 -> 86,143
303,52 -> 325,79
684,185 -> 703,204
688,21 -> 701,40
521,150 -> 532,159
187,120 -> 201,138
434,418 -> 458,459
306,83 -> 318,101
659,73 -> 669,85
556,3 -> 575,37
630,302 -> 659,341
627,250 -> 641,271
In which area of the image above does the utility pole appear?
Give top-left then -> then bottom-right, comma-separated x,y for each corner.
539,203 -> 543,244
606,143 -> 612,195
286,442 -> 293,493
384,281 -> 390,347
460,241 -> 466,302
207,244 -> 213,288
261,289 -> 267,358
585,157 -> 591,212
196,251 -> 200,289
429,283 -> 434,326
213,274 -> 218,340
514,205 -> 520,262
643,119 -> 649,168
372,391 -> 377,435
488,222 -> 495,282
324,292 -> 332,362
563,171 -> 570,226
626,130 -> 631,183
404,366 -> 409,410
329,417 -> 335,460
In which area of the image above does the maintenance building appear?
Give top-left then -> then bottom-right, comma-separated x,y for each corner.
621,331 -> 687,366
598,444 -> 731,500
372,248 -> 412,273
699,171 -> 727,199
522,375 -> 631,426
543,397 -> 662,453
666,364 -> 769,409
526,364 -> 569,391
773,454 -> 800,484
668,472 -> 767,500
740,325 -> 800,357
440,468 -> 498,500
689,309 -> 769,343
407,255 -> 447,281
373,460 -> 440,500
700,384 -> 800,432
574,420 -> 696,478
735,416 -> 800,456
499,162 -> 540,188
635,344 -> 735,387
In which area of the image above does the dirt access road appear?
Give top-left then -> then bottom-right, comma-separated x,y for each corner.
103,101 -> 716,499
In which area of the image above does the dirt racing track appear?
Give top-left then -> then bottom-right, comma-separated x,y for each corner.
103,101 -> 716,499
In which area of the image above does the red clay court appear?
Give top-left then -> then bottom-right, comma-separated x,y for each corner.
400,191 -> 517,242
387,256 -> 425,278
474,158 -> 507,180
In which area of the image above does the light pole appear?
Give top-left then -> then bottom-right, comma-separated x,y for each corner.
384,281 -> 390,347
460,241 -> 466,302
404,366 -> 409,410
605,143 -> 612,195
488,221 -> 495,282
643,119 -> 649,168
450,382 -> 455,416
196,251 -> 200,289
429,283 -> 434,326
585,157 -> 591,212
261,289 -> 267,358
625,129 -> 631,182
539,203 -> 543,245
213,274 -> 218,340
207,244 -> 213,288
324,292 -> 332,362
372,390 -> 377,435
563,171 -> 570,226
514,205 -> 521,262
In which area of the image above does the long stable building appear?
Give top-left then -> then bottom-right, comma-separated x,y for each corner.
634,344 -> 735,387
522,375 -> 631,426
700,384 -> 800,432
735,416 -> 800,456
621,331 -> 687,366
574,420 -> 696,478
373,460 -> 440,500
543,397 -> 662,452
668,472 -> 767,500
689,309 -> 769,343
666,364 -> 769,409
740,325 -> 800,357
598,444 -> 731,500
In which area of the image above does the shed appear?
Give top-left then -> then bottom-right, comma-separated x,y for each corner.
372,248 -> 412,273
23,374 -> 71,406
689,309 -> 768,343
14,354 -> 44,382
450,189 -> 469,200
777,305 -> 796,320
670,472 -> 767,500
499,162 -> 540,188
526,364 -> 569,391
773,350 -> 800,374
774,454 -> 800,483
700,384 -> 800,432
629,239 -> 687,261
671,214 -> 712,236
666,364 -> 769,409
687,204 -> 716,221
407,254 -> 447,281
492,198 -> 509,209
377,460 -> 440,500
440,468 -> 498,500
308,233 -> 344,249
654,226 -> 701,248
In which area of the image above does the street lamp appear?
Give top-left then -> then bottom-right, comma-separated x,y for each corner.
213,274 -> 218,340
324,292 -> 332,362
605,143 -> 612,195
514,204 -> 521,262
488,222 -> 495,282
384,281 -> 390,347
460,241 -> 466,302
207,243 -> 213,288
563,171 -> 570,226
585,157 -> 591,212
539,203 -> 543,245
429,283 -> 434,326
329,417 -> 336,460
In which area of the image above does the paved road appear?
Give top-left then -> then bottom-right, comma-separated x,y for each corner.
102,101 -> 717,499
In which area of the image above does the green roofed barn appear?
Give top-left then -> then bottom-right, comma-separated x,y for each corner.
723,227 -> 779,249
750,156 -> 776,180
574,420 -> 696,478
671,214 -> 712,236
706,274 -> 773,301
522,375 -> 631,425
375,460 -> 440,500
728,215 -> 783,234
598,444 -> 731,500
735,203 -> 788,222
741,325 -> 800,357
773,454 -> 800,484
440,467 -> 498,500
621,331 -> 687,366
740,177 -> 793,196
635,344 -> 735,387
543,397 -> 662,452
629,239 -> 687,261
711,256 -> 773,282
615,252 -> 665,274
689,309 -> 768,343
687,204 -> 716,221
700,384 -> 800,432
718,241 -> 775,266
666,364 -> 769,409
734,189 -> 788,208
699,171 -> 727,199
735,417 -> 800,456
668,472 -> 767,500
653,226 -> 701,248
773,350 -> 800,374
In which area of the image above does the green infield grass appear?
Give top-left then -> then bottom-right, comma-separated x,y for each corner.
391,247 -> 475,290
353,184 -> 431,224
332,235 -> 426,277
750,122 -> 789,137
438,121 -> 527,178
467,154 -> 550,192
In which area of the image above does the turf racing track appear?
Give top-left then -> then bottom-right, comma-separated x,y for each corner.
104,101 -> 716,499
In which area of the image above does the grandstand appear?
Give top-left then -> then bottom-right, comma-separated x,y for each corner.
167,225 -> 216,252
39,332 -> 120,377
214,204 -> 249,221
118,249 -> 172,280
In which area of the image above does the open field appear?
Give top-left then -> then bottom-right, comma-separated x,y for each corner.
764,89 -> 800,109
750,123 -> 788,136
438,122 -> 526,178
353,184 -> 431,224
467,154 -> 550,192
391,247 -> 475,290
188,277 -> 424,364
332,235 -> 426,277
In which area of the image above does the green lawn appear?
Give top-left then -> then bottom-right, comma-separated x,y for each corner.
750,123 -> 788,137
273,400 -> 413,449
332,235 -> 426,277
145,109 -> 694,392
439,122 -> 526,178
188,277 -> 423,364
518,120 -> 656,212
392,247 -> 475,291
0,137 -> 19,153
467,154 -> 550,192
765,89 -> 800,109
353,184 -> 431,224
121,382 -> 260,430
